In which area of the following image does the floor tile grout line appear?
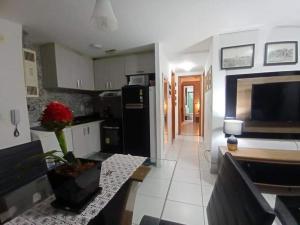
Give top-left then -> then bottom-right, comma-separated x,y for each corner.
166,199 -> 206,208
159,156 -> 178,220
197,137 -> 207,225
163,136 -> 206,223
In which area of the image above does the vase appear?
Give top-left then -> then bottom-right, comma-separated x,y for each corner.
47,158 -> 102,212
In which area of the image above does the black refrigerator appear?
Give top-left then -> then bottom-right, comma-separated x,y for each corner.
122,85 -> 150,157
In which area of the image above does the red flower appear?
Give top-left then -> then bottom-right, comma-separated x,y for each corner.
41,101 -> 73,131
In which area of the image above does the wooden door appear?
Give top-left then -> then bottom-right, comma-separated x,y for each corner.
200,75 -> 205,136
164,79 -> 168,143
171,72 -> 176,141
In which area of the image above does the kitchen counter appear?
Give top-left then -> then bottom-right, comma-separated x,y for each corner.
30,115 -> 104,131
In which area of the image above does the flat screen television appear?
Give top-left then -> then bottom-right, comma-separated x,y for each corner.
251,82 -> 300,122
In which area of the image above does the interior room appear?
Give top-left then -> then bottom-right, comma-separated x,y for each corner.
0,1 -> 300,225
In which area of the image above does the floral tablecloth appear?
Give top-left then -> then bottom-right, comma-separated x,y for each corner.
5,154 -> 146,225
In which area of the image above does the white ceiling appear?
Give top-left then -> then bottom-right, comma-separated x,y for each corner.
0,0 -> 300,58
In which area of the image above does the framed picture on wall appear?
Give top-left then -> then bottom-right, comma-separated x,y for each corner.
221,44 -> 255,70
264,41 -> 298,66
206,66 -> 212,91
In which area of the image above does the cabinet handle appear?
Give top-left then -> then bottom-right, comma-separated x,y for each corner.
80,80 -> 83,87
83,127 -> 86,136
77,80 -> 80,88
87,127 -> 90,134
136,70 -> 144,74
109,82 -> 112,88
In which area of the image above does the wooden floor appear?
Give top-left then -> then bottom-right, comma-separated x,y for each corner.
180,120 -> 200,136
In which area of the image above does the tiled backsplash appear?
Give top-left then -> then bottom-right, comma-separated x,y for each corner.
23,33 -> 96,126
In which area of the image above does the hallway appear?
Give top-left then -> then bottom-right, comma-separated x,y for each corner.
162,136 -> 216,225
180,120 -> 200,136
132,135 -> 217,225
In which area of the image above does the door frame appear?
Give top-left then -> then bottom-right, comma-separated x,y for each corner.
177,75 -> 204,136
163,78 -> 168,143
171,72 -> 176,142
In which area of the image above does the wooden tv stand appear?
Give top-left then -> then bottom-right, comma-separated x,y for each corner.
219,146 -> 300,195
219,146 -> 300,164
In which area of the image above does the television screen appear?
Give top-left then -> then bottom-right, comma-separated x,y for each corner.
251,82 -> 300,122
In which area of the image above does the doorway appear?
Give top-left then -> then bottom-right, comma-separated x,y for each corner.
178,75 -> 203,136
163,78 -> 168,144
171,72 -> 176,142
184,86 -> 194,121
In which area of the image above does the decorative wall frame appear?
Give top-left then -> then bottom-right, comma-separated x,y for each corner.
221,44 -> 255,70
204,66 -> 212,92
264,41 -> 298,66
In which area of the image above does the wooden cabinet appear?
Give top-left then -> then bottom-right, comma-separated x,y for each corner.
94,56 -> 126,91
41,43 -> 94,90
71,121 -> 101,158
124,52 -> 155,75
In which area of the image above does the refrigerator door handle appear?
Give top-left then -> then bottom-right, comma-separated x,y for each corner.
103,126 -> 120,130
125,103 -> 144,109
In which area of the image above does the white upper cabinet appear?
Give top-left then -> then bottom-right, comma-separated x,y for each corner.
94,59 -> 109,90
78,55 -> 94,90
124,52 -> 155,75
41,43 -> 94,90
94,56 -> 126,91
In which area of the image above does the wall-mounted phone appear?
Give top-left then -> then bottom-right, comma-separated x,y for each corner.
10,109 -> 20,137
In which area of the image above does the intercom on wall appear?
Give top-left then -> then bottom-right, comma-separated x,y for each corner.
10,109 -> 20,137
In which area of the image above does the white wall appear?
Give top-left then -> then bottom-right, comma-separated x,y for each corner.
209,25 -> 300,172
155,43 -> 171,158
0,18 -> 31,149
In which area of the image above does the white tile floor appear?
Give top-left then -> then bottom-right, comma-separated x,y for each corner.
133,135 -> 279,225
133,135 -> 217,225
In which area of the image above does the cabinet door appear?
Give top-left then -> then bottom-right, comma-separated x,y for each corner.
71,125 -> 88,158
107,57 -> 126,90
94,59 -> 110,90
86,122 -> 101,154
55,44 -> 78,89
124,54 -> 139,75
79,56 -> 94,90
124,52 -> 155,75
139,52 -> 155,74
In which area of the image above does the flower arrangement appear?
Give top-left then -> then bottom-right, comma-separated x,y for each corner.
41,101 -> 74,164
39,102 -> 100,207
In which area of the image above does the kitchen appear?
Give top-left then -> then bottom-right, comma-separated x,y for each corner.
27,38 -> 157,161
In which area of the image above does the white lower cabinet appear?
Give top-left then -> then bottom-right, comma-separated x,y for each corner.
71,121 -> 102,158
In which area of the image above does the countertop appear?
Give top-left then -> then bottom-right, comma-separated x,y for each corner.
30,114 -> 104,131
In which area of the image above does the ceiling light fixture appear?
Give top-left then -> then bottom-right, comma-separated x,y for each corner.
92,0 -> 118,31
90,43 -> 103,49
177,61 -> 196,72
